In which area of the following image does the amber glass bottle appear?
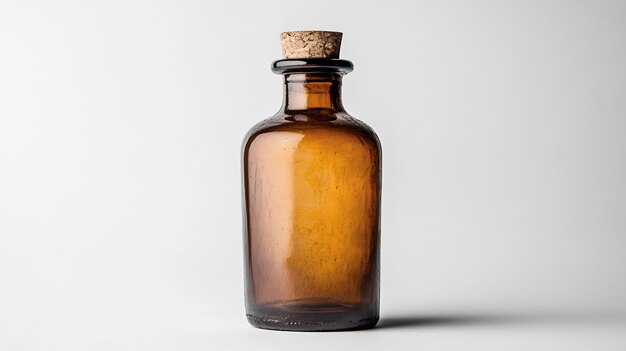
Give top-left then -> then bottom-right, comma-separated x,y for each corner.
242,31 -> 381,331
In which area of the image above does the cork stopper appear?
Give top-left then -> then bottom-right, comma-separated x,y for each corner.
280,31 -> 343,59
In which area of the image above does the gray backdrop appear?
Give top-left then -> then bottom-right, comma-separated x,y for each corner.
1,0 -> 625,350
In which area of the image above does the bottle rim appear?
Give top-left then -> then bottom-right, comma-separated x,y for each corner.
271,58 -> 353,75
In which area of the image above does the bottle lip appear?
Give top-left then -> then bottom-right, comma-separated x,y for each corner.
271,58 -> 354,75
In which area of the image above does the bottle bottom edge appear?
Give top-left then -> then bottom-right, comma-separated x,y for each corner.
246,313 -> 379,332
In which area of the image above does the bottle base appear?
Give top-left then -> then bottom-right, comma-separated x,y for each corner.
247,314 -> 379,332
246,299 -> 379,332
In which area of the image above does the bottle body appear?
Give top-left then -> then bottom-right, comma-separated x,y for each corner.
242,70 -> 381,331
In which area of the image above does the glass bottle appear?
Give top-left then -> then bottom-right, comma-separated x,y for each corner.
241,31 -> 381,331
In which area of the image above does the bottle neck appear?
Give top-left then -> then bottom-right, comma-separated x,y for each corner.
280,73 -> 345,113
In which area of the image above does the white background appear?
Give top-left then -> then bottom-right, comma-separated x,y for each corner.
1,0 -> 625,350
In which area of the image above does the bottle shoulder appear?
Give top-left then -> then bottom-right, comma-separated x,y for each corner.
243,113 -> 381,151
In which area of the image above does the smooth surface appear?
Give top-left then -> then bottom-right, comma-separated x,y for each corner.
244,125 -> 380,303
1,0 -> 625,349
242,74 -> 381,329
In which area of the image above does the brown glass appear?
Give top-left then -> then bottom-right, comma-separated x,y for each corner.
242,59 -> 381,331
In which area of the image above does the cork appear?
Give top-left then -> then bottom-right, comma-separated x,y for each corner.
280,31 -> 343,59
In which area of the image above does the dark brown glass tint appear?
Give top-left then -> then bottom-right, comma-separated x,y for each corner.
242,59 -> 381,331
